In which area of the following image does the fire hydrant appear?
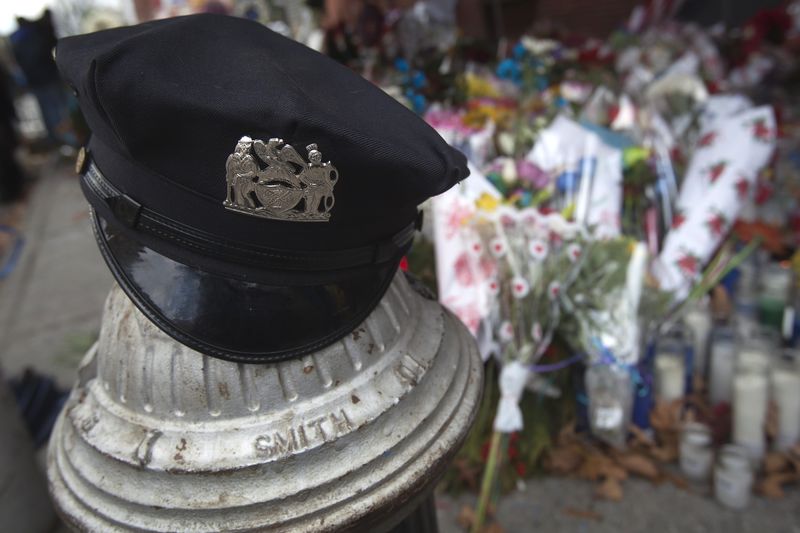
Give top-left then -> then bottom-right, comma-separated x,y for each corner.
47,271 -> 482,531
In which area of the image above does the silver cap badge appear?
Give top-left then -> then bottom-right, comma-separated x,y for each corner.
224,136 -> 338,222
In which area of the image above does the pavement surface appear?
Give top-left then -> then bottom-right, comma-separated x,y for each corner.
1,156 -> 799,532
0,155 -> 112,389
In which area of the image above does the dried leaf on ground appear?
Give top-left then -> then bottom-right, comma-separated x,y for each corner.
546,444 -> 584,475
651,400 -> 682,433
456,505 -> 475,529
662,470 -> 690,491
788,446 -> 800,473
578,452 -> 626,482
452,458 -> 481,491
629,425 -> 655,449
615,453 -> 660,480
563,507 -> 603,522
764,452 -> 790,474
483,523 -> 505,533
577,453 -> 606,481
650,444 -> 678,463
595,478 -> 623,501
557,422 -> 578,446
757,472 -> 799,499
603,463 -> 628,482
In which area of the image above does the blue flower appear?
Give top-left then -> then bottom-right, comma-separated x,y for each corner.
411,71 -> 427,89
411,93 -> 427,114
496,58 -> 521,82
512,42 -> 527,60
394,57 -> 410,73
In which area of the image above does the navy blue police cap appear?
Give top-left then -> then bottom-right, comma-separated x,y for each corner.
56,14 -> 468,363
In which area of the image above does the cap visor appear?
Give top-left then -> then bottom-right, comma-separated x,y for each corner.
92,212 -> 400,363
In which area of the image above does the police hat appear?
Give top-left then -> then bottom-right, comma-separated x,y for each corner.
56,14 -> 467,363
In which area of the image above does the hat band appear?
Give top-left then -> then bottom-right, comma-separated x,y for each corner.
82,161 -> 419,272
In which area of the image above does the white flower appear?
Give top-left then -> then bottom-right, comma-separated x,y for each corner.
489,237 -> 507,258
528,239 -> 548,260
468,240 -> 483,256
487,278 -> 500,296
548,281 -> 561,300
501,157 -> 517,183
530,322 -> 542,342
566,243 -> 582,262
511,276 -> 530,299
498,321 -> 515,342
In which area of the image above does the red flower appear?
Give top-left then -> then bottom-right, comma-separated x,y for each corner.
698,131 -> 717,148
755,181 -> 773,205
515,462 -> 527,477
735,177 -> 750,199
706,211 -> 728,238
751,118 -> 773,141
707,161 -> 727,183
671,210 -> 686,229
399,256 -> 409,271
676,253 -> 699,277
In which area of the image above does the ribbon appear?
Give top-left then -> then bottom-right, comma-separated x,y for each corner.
493,361 -> 529,433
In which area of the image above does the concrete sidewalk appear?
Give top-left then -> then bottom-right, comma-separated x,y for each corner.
0,157 -> 112,388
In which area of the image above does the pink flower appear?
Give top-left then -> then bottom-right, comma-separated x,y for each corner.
548,281 -> 561,300
511,276 -> 530,299
528,239 -> 548,260
487,278 -> 500,296
489,237 -> 507,258
566,243 -> 582,262
516,160 -> 551,188
469,240 -> 483,256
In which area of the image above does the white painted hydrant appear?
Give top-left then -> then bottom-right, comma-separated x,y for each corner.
47,272 -> 482,531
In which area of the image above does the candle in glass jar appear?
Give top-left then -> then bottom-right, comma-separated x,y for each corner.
733,371 -> 768,463
684,306 -> 712,377
715,444 -> 753,509
680,423 -> 713,480
710,332 -> 736,405
771,364 -> 800,450
737,345 -> 771,375
655,353 -> 685,402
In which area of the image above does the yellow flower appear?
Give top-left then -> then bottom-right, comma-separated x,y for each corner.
463,73 -> 501,99
623,146 -> 650,168
475,192 -> 500,212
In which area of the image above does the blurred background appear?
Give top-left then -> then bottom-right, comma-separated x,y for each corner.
1,1 -> 800,532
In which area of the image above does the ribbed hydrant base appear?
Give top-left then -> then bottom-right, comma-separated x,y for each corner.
47,272 -> 482,532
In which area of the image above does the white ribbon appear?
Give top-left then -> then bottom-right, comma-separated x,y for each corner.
493,361 -> 529,433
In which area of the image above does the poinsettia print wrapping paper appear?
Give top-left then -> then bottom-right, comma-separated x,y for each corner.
654,100 -> 776,296
432,164 -> 501,357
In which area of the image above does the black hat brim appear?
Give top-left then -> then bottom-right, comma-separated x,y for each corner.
91,211 -> 402,364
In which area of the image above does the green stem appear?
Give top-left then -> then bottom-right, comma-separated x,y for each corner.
664,237 -> 762,329
472,430 -> 504,533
